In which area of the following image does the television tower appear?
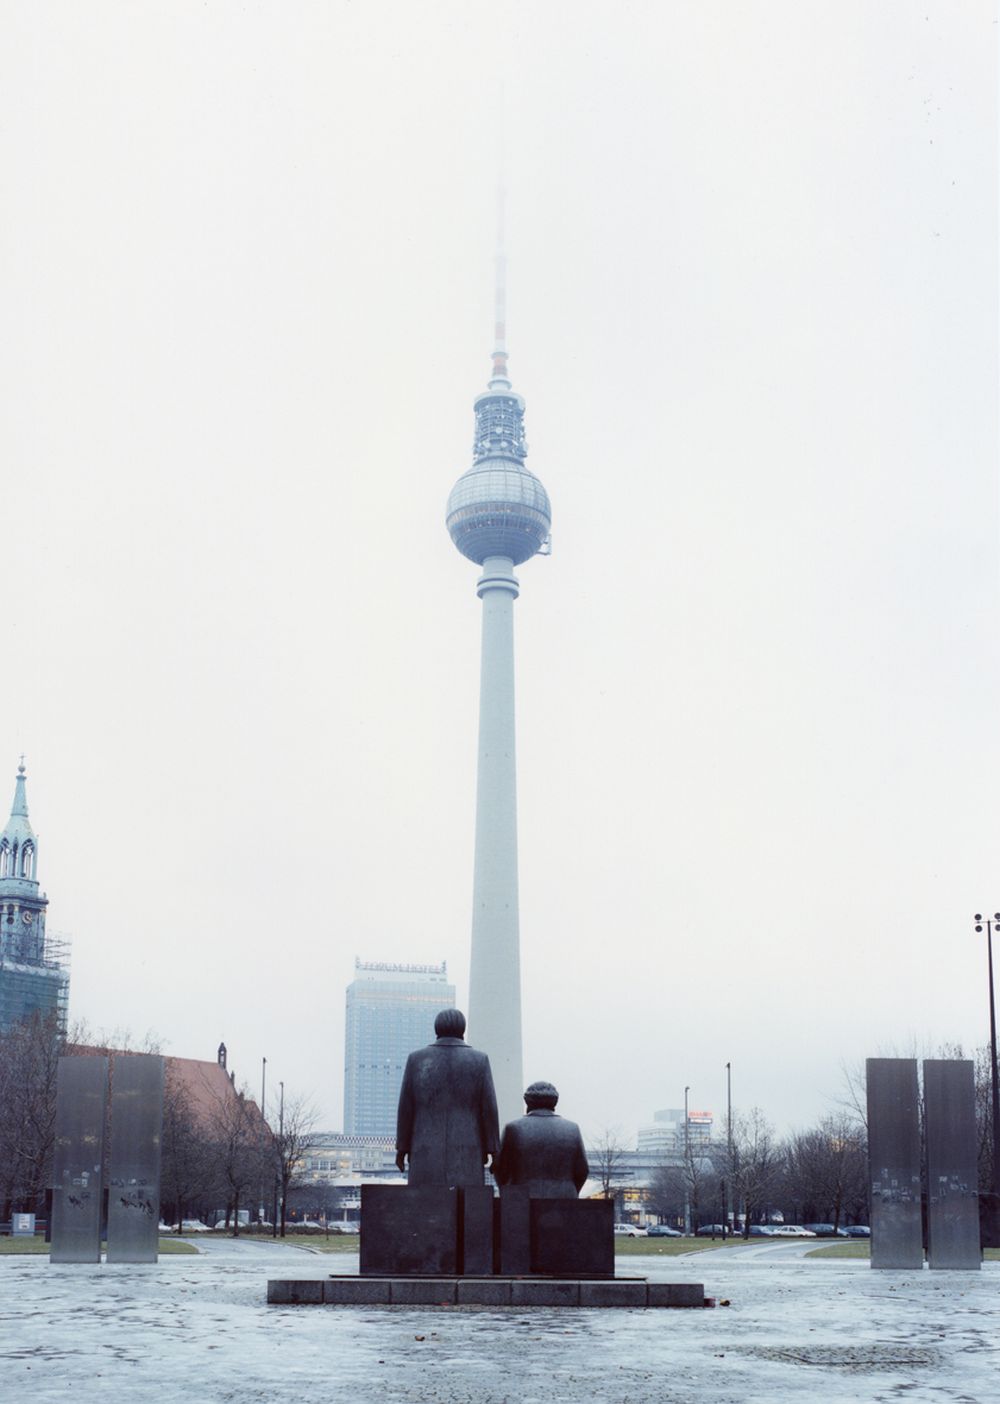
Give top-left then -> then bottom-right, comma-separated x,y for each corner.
446,199 -> 551,1127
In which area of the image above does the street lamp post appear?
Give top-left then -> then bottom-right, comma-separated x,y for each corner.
725,1062 -> 733,1237
259,1056 -> 267,1226
974,913 -> 1000,1244
278,1080 -> 285,1237
683,1085 -> 690,1235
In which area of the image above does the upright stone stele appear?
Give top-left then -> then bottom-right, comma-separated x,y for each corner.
50,1056 -> 109,1263
866,1057 -> 923,1269
106,1054 -> 165,1263
924,1059 -> 981,1270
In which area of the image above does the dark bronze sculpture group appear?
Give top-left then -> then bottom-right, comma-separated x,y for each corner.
395,1008 -> 587,1195
361,1009 -> 613,1277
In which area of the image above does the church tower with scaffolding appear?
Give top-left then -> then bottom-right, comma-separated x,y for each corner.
0,761 -> 69,1033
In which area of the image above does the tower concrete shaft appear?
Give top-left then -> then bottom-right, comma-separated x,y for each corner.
447,210 -> 550,1133
468,555 -> 523,1128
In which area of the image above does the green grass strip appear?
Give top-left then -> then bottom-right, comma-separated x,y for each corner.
0,1237 -> 198,1256
809,1241 -> 1000,1262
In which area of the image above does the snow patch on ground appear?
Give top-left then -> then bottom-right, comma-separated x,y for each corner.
0,1239 -> 997,1403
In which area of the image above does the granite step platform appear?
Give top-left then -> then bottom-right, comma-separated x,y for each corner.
267,1276 -> 706,1308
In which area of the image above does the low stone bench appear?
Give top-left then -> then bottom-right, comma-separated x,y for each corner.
267,1277 -> 706,1308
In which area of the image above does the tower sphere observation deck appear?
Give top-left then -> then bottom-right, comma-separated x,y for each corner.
446,385 -> 551,566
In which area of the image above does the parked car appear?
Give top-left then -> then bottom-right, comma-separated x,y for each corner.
844,1225 -> 871,1238
747,1225 -> 776,1236
326,1222 -> 357,1234
171,1220 -> 211,1232
646,1224 -> 682,1237
695,1224 -> 727,1237
769,1225 -> 816,1237
803,1223 -> 847,1237
613,1223 -> 648,1237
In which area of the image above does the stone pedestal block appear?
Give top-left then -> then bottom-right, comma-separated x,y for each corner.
646,1282 -> 705,1307
267,1279 -> 324,1304
267,1275 -> 708,1308
511,1279 -> 581,1307
579,1280 -> 647,1307
360,1185 -> 458,1276
457,1278 -> 512,1306
390,1279 -> 458,1305
530,1199 -> 614,1276
497,1185 -> 531,1275
462,1185 -> 494,1274
497,1191 -> 614,1276
325,1278 -> 390,1304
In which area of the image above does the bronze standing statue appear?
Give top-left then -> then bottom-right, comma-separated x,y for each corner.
494,1081 -> 589,1198
395,1009 -> 500,1187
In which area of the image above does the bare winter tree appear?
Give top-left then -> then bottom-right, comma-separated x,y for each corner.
160,1069 -> 217,1229
682,1141 -> 720,1231
590,1128 -> 632,1217
731,1108 -> 782,1236
972,1044 -> 994,1200
270,1092 -> 321,1237
784,1115 -> 867,1228
204,1082 -> 269,1235
647,1161 -> 685,1224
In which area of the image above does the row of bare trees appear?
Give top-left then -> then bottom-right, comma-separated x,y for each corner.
636,1108 -> 868,1232
160,1069 -> 319,1233
0,1011 -> 62,1219
633,1042 -> 1000,1233
0,1011 -> 318,1234
590,1108 -> 852,1231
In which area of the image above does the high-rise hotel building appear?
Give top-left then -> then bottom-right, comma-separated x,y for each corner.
342,959 -> 454,1136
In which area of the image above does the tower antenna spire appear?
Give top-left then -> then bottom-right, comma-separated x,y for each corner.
489,181 -> 510,389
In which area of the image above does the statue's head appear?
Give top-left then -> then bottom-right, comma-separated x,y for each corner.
524,1080 -> 559,1111
434,1008 -> 467,1039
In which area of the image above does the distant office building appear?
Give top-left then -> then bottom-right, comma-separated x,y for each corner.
0,762 -> 69,1035
343,959 -> 454,1135
301,1132 -> 399,1180
637,1107 -> 714,1157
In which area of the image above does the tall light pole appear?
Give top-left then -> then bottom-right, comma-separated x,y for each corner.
683,1085 -> 691,1234
725,1062 -> 733,1237
278,1079 -> 285,1238
259,1056 -> 267,1226
974,913 -> 1000,1244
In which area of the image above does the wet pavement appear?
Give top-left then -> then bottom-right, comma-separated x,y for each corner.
1,1238 -> 997,1403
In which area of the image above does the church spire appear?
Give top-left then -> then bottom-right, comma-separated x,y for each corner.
0,759 -> 38,883
10,758 -> 29,819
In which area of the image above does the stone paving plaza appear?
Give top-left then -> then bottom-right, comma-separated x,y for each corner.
1,1237 -> 998,1404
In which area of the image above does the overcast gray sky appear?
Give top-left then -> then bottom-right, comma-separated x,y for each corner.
2,1 -> 997,1141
